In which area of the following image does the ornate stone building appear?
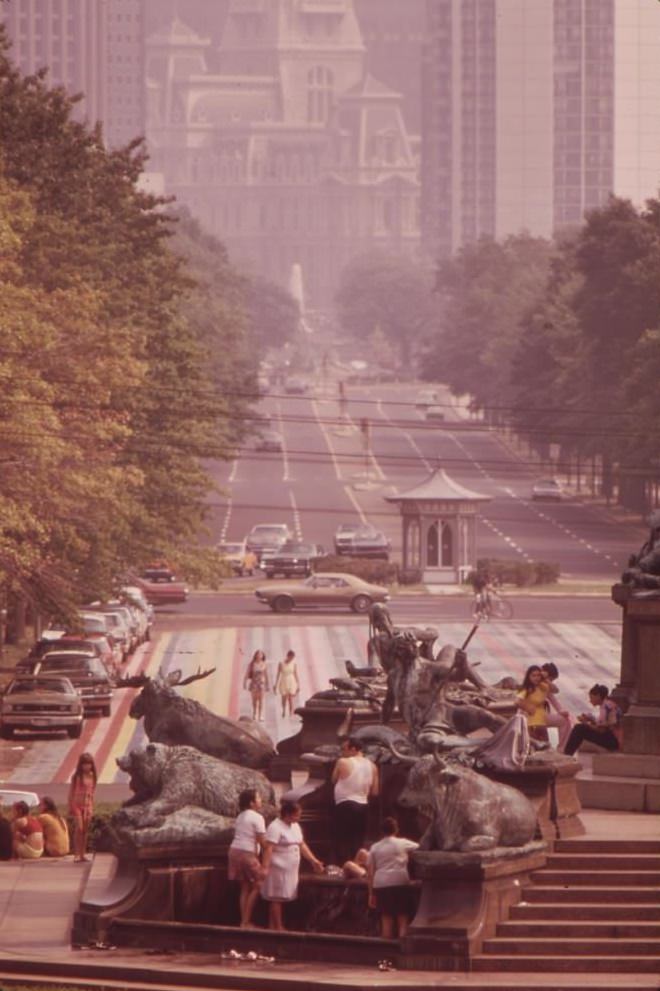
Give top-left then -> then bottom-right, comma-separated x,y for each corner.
145,0 -> 420,310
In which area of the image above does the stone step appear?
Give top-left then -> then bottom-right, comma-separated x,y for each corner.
530,870 -> 660,886
0,962 -> 657,991
497,921 -> 660,938
482,937 -> 660,956
546,854 -> 660,870
511,903 -> 660,921
576,774 -> 659,813
472,955 -> 660,974
555,839 -> 660,855
523,886 -> 660,904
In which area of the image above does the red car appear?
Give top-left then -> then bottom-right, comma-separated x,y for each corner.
134,568 -> 189,605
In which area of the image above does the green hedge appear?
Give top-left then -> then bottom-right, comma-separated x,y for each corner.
468,558 -> 560,587
315,555 -> 400,585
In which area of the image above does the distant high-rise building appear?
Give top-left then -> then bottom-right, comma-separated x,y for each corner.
2,0 -> 146,148
422,0 -> 660,261
146,0 -> 420,310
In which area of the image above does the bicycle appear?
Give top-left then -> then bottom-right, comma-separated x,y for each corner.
469,587 -> 513,621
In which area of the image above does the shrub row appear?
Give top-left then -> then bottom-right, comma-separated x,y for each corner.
315,555 -> 401,585
468,558 -> 560,587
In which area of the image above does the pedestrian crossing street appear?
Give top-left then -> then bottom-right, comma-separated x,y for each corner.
5,621 -> 621,786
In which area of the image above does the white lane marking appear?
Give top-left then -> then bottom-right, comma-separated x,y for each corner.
289,489 -> 303,540
277,402 -> 290,482
344,484 -> 368,524
312,398 -> 343,482
219,495 -> 232,543
228,458 -> 239,484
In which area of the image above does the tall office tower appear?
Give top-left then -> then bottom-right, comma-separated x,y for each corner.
422,0 -> 660,261
146,0 -> 420,310
2,0 -> 146,148
354,0 -> 426,134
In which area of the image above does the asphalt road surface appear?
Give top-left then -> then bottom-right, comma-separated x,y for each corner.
206,381 -> 640,581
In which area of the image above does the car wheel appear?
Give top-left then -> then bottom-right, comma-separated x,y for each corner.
101,705 -> 111,718
68,724 -> 82,739
0,725 -> 13,739
351,594 -> 372,614
273,595 -> 294,614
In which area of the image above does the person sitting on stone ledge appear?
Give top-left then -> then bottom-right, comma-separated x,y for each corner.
515,664 -> 550,742
37,796 -> 70,857
541,662 -> 572,750
342,846 -> 369,879
564,684 -> 622,757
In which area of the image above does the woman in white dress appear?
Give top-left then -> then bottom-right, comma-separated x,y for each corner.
274,650 -> 299,718
261,800 -> 324,930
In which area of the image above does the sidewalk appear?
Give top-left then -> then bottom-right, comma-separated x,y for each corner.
0,809 -> 657,991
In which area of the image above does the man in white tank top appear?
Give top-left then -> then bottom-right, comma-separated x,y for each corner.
331,737 -> 378,865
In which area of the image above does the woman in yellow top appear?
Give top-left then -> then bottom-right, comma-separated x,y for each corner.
515,665 -> 550,742
38,796 -> 70,857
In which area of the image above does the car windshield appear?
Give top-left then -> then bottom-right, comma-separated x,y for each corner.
219,544 -> 243,554
41,655 -> 102,675
279,542 -> 313,554
251,526 -> 287,537
8,678 -> 71,694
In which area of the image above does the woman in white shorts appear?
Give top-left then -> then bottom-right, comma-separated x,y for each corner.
227,788 -> 267,928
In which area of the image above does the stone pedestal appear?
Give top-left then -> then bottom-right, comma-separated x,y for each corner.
402,844 -> 546,971
611,584 -> 660,754
478,758 -> 584,843
577,585 -> 660,812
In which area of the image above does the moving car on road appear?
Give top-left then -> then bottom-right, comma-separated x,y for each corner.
255,572 -> 389,614
134,567 -> 189,605
531,478 -> 563,502
425,405 -> 446,423
246,523 -> 293,564
255,430 -> 284,453
0,675 -> 84,739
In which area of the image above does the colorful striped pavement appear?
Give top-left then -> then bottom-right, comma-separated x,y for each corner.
2,621 -> 621,786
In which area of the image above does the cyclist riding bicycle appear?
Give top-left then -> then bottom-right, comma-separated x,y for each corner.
470,570 -> 492,615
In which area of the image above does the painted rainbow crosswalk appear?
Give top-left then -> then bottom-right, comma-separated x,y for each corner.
1,621 -> 620,786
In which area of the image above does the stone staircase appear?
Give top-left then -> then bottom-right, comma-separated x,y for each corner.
473,839 -> 660,975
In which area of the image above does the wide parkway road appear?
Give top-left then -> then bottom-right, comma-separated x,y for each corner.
205,380 -> 640,582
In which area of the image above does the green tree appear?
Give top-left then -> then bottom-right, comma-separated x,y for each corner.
335,251 -> 435,366
426,234 -> 552,419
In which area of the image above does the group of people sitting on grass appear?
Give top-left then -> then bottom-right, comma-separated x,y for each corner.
515,662 -> 622,755
0,752 -> 97,863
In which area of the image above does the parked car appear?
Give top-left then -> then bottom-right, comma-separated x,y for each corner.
334,521 -> 362,555
425,405 -> 446,423
255,572 -> 390,614
78,612 -> 124,668
255,430 -> 284,453
217,541 -> 257,577
263,541 -> 324,579
120,586 -> 155,640
35,652 -> 113,717
531,478 -> 563,502
335,523 -> 390,559
19,634 -> 117,678
134,568 -> 189,605
0,675 -> 84,739
246,523 -> 293,564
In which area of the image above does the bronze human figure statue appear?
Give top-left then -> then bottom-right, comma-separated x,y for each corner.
621,510 -> 660,590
